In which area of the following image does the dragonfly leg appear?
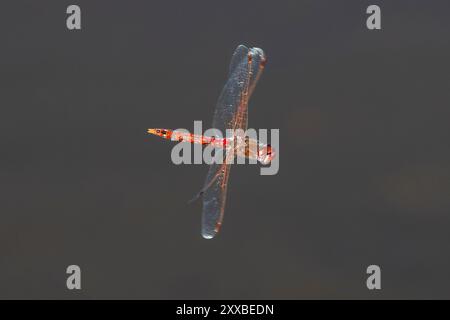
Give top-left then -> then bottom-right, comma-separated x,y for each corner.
188,151 -> 234,204
188,173 -> 220,204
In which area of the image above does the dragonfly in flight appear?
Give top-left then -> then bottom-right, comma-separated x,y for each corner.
148,45 -> 274,239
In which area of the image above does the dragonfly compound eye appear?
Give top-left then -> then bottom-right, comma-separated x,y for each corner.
266,144 -> 272,155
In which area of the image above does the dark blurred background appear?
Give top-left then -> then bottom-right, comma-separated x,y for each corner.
0,0 -> 449,299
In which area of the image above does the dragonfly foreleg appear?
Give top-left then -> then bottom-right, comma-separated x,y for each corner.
188,150 -> 234,204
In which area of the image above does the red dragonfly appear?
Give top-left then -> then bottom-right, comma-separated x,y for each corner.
148,45 -> 274,239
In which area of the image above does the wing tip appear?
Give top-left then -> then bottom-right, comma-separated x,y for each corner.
202,232 -> 216,240
202,221 -> 222,239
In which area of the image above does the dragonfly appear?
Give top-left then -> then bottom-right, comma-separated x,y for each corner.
148,45 -> 274,239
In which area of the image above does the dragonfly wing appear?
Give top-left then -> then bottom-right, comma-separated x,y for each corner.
201,45 -> 266,239
227,45 -> 250,78
211,45 -> 266,133
201,162 -> 231,239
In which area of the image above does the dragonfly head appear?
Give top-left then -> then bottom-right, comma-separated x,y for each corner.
258,144 -> 275,165
147,128 -> 172,139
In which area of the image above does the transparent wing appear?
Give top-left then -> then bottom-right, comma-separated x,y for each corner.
201,45 -> 266,239
211,45 -> 266,133
201,161 -> 231,239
